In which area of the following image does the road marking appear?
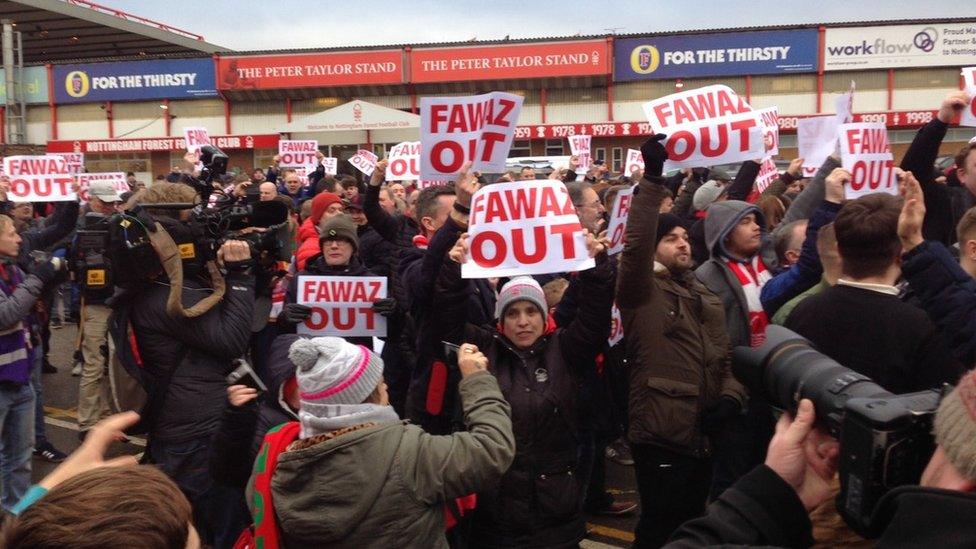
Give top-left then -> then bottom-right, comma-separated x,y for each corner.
42,407 -> 146,447
586,523 -> 635,544
581,540 -> 626,549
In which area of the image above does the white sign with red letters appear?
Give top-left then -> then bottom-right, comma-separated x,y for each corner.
756,157 -> 779,193
568,134 -> 592,171
838,123 -> 898,199
385,141 -> 421,181
624,149 -> 643,177
462,180 -> 594,278
278,140 -> 319,169
797,116 -> 839,173
757,107 -> 780,158
183,126 -> 210,170
606,186 -> 634,256
420,92 -> 524,180
350,149 -> 378,177
76,172 -> 127,204
297,276 -> 388,337
322,157 -> 338,176
641,85 -> 765,171
3,156 -> 76,202
961,68 -> 976,128
55,153 -> 84,174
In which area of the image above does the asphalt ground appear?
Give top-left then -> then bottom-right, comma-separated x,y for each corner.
36,323 -> 640,547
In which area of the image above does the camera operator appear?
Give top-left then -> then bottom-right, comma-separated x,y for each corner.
73,181 -> 123,436
664,374 -> 976,548
0,213 -> 67,512
120,182 -> 255,547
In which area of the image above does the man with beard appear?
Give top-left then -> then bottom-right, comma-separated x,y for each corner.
618,135 -> 746,547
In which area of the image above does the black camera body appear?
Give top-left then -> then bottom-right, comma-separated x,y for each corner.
102,145 -> 290,288
733,325 -> 943,538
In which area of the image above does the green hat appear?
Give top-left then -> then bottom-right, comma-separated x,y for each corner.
318,214 -> 359,251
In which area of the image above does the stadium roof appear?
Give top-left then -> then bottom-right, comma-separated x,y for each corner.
0,0 -> 225,64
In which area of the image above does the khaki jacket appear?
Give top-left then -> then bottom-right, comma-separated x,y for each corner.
253,371 -> 515,549
617,178 -> 745,456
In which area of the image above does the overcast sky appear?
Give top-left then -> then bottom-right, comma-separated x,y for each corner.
95,0 -> 967,51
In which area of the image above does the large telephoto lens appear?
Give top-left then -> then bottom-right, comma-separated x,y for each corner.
733,325 -> 892,436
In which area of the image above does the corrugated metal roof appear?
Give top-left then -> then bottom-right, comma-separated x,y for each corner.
226,17 -> 976,56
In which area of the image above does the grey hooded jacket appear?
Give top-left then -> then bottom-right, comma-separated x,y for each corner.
694,200 -> 779,347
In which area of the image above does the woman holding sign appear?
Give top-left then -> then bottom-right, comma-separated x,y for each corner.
433,216 -> 614,548
279,214 -> 396,351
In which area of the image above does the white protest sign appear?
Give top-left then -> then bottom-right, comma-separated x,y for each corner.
568,134 -> 592,171
756,157 -> 778,193
183,126 -> 210,170
3,156 -> 76,202
838,123 -> 897,199
76,172 -> 127,204
641,85 -> 764,171
797,116 -> 840,173
296,275 -> 388,337
757,107 -> 780,157
417,180 -> 450,189
608,304 -> 624,347
385,141 -> 421,181
322,157 -> 338,176
961,68 -> 976,128
606,186 -> 634,255
835,81 -> 856,124
420,92 -> 524,180
55,153 -> 85,174
350,149 -> 378,177
624,149 -> 643,177
462,180 -> 594,278
293,167 -> 310,188
278,140 -> 319,169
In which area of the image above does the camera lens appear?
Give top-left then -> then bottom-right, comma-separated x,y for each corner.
733,325 -> 893,435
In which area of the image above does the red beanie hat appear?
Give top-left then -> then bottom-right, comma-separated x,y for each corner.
311,192 -> 342,225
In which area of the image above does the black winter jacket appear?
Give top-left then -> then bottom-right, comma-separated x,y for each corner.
128,271 -> 254,443
433,250 -> 615,548
666,464 -> 976,549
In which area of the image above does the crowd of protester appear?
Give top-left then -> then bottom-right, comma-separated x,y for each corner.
0,89 -> 972,549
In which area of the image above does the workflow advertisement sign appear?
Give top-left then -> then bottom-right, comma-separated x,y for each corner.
53,59 -> 217,104
614,29 -> 818,80
824,23 -> 976,70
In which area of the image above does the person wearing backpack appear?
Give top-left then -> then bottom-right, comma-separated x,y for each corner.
245,337 -> 515,548
0,213 -> 68,512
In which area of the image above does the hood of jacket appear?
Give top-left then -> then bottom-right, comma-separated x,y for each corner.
271,422 -> 403,544
703,200 -> 765,260
264,334 -> 306,417
296,217 -> 318,244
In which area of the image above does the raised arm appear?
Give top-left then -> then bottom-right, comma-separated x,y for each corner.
618,135 -> 669,307
726,160 -> 760,201
408,349 -> 515,504
363,160 -> 401,243
779,155 -> 840,226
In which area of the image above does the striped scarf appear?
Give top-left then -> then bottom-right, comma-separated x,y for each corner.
726,256 -> 772,347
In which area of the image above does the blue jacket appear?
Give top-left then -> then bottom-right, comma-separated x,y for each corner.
901,240 -> 976,367
760,201 -> 841,316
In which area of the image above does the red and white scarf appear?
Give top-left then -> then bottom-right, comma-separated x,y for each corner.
726,256 -> 772,347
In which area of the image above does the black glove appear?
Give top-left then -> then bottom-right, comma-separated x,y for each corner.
371,298 -> 397,317
702,396 -> 741,434
640,133 -> 669,178
281,303 -> 312,324
27,259 -> 60,286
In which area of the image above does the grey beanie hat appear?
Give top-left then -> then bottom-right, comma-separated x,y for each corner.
693,180 -> 727,212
